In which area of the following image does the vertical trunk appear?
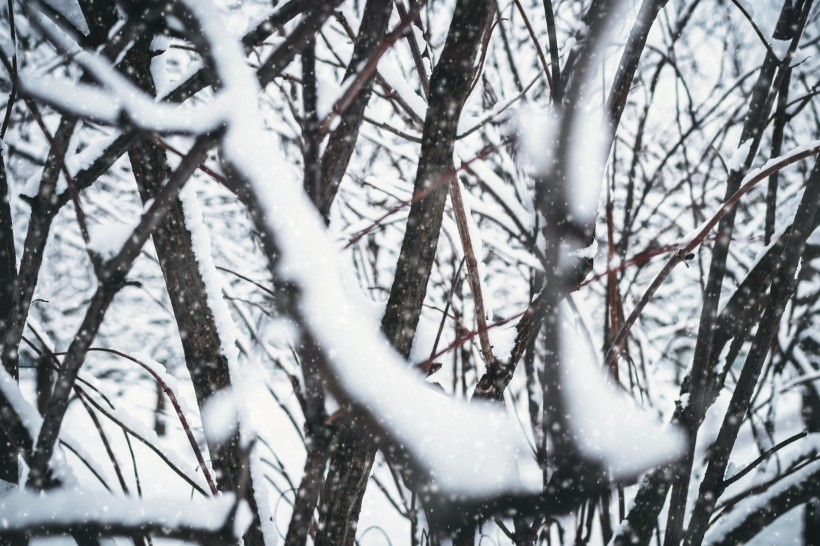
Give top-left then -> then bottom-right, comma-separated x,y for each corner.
315,0 -> 495,543
803,387 -> 820,545
120,41 -> 265,546
605,0 -> 669,145
35,353 -> 53,416
316,0 -> 393,221
0,150 -> 18,489
665,2 -> 807,542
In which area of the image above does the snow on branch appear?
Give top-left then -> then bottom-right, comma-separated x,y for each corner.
20,4 -> 231,134
179,0 -> 543,499
0,490 -> 249,541
559,310 -> 684,478
705,457 -> 820,546
179,0 -> 685,506
9,0 -> 698,531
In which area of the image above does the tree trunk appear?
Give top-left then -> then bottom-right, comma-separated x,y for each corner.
0,153 -> 18,488
121,40 -> 266,546
803,387 -> 820,545
315,0 -> 496,544
315,0 -> 393,221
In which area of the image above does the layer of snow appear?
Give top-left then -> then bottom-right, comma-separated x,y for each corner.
21,10 -> 229,135
770,38 -> 791,61
185,0 -> 542,498
740,140 -> 820,186
0,490 -> 244,536
42,0 -> 89,36
88,221 -> 136,259
727,139 -> 753,172
178,186 -> 241,374
488,324 -> 518,359
571,239 -> 599,260
566,105 -> 610,224
559,308 -> 685,478
515,105 -> 558,178
377,59 -> 427,120
315,72 -> 339,120
200,387 -> 239,445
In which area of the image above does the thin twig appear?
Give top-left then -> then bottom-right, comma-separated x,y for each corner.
449,176 -> 495,366
727,0 -> 780,62
512,0 -> 554,98
604,141 -> 820,368
316,0 -> 429,137
722,430 -> 808,488
0,0 -> 18,139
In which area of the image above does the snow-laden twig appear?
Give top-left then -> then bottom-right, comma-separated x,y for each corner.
20,4 -> 231,135
705,457 -> 820,546
722,430 -> 808,487
182,0 -> 541,499
84,348 -> 218,494
74,381 -> 212,496
0,490 -> 248,541
178,184 -> 277,544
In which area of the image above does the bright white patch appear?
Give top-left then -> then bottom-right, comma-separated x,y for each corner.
770,38 -> 791,60
727,139 -> 753,172
571,239 -> 599,259
201,388 -> 239,445
316,73 -> 341,120
0,490 -> 243,536
515,105 -> 559,178
233,500 -> 254,540
560,310 -> 685,477
488,324 -> 517,358
378,60 -> 427,120
566,105 -> 610,223
88,221 -> 136,259
42,0 -> 89,35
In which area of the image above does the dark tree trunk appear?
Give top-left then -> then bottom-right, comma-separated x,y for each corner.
315,0 -> 496,544
316,0 -> 393,221
0,153 -> 18,489
120,39 -> 266,546
803,387 -> 820,545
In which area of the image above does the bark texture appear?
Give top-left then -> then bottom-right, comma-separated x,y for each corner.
0,153 -> 17,487
315,1 -> 496,543
316,0 -> 393,220
617,3 -> 810,543
121,40 -> 266,546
